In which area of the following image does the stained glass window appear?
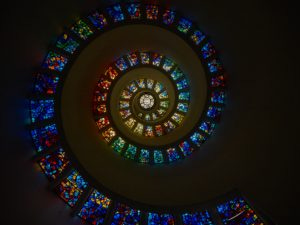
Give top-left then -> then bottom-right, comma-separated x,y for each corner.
171,68 -> 184,80
88,11 -> 108,30
146,5 -> 159,20
208,59 -> 223,73
137,79 -> 146,89
172,113 -> 185,124
107,4 -> 125,22
201,42 -> 216,59
119,101 -> 130,109
134,123 -> 144,135
176,79 -> 189,90
177,103 -> 189,113
127,52 -> 140,67
152,53 -> 163,67
163,58 -> 175,72
217,197 -> 264,225
155,125 -> 164,136
206,106 -> 222,119
125,118 -> 136,129
159,90 -> 168,99
34,73 -> 59,95
191,30 -> 206,45
148,213 -> 175,225
179,141 -> 194,156
164,121 -> 176,133
154,82 -> 164,93
94,104 -> 107,115
154,150 -> 164,164
30,99 -> 55,123
121,90 -> 132,100
115,58 -> 128,71
179,92 -> 190,101
211,91 -> 226,104
56,170 -> 88,207
94,92 -> 108,103
31,124 -> 59,152
211,75 -> 226,88
78,190 -> 111,225
127,3 -> 141,20
38,148 -> 69,180
167,148 -> 181,162
190,132 -> 206,147
128,81 -> 138,93
111,203 -> 141,225
42,51 -> 68,72
125,144 -> 137,160
96,117 -> 110,130
144,126 -> 154,137
139,149 -> 150,164
71,20 -> 93,40
111,137 -> 126,153
199,121 -> 216,135
163,10 -> 176,25
147,79 -> 155,89
182,211 -> 214,225
56,33 -> 79,54
141,52 -> 151,64
98,78 -> 111,90
178,18 -> 192,33
120,109 -> 132,119
102,127 -> 116,142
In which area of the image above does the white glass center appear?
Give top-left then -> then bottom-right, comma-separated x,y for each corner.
139,94 -> 155,110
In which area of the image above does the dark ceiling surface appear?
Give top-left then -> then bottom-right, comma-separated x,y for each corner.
1,0 -> 297,225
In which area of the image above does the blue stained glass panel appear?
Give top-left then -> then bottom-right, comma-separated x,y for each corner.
42,51 -> 68,72
179,92 -> 190,101
148,213 -> 175,225
190,132 -> 206,147
163,10 -> 176,25
127,3 -> 141,20
208,59 -> 223,73
31,124 -> 59,152
199,121 -> 216,135
176,79 -> 189,90
201,42 -> 216,59
88,11 -> 108,30
139,149 -> 150,164
178,18 -> 192,33
111,203 -> 141,225
207,106 -> 222,119
30,99 -> 55,123
167,148 -> 181,162
34,73 -> 59,95
115,58 -> 129,71
191,30 -> 206,45
177,102 -> 189,113
154,150 -> 164,164
162,58 -> 175,72
179,141 -> 194,156
182,211 -> 214,225
56,33 -> 79,54
171,68 -> 184,80
107,4 -> 125,22
152,53 -> 163,67
125,144 -> 137,160
78,190 -> 111,225
211,91 -> 226,104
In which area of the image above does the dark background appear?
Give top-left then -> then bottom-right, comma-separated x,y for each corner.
0,0 -> 298,224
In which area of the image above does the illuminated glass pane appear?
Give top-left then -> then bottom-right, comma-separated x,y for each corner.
171,68 -> 184,80
147,79 -> 155,89
30,99 -> 55,123
127,3 -> 141,20
211,91 -> 226,104
179,92 -> 190,101
56,170 -> 88,207
127,52 -> 140,67
199,121 -> 216,135
134,123 -> 144,135
94,92 -> 108,103
111,203 -> 141,225
105,67 -> 119,80
217,197 -> 264,225
148,213 -> 175,225
178,18 -> 192,33
177,103 -> 189,113
190,132 -> 206,147
201,42 -> 216,59
182,211 -> 214,225
56,33 -> 79,54
31,124 -> 59,152
159,90 -> 168,99
176,79 -> 189,90
94,104 -> 107,115
152,53 -> 163,67
208,59 -> 223,73
98,78 -> 111,90
157,109 -> 166,115
115,58 -> 128,71
146,5 -> 159,20
128,81 -> 138,93
42,51 -> 68,72
145,114 -> 151,121
163,10 -> 176,25
141,52 -> 151,64
139,149 -> 150,164
154,82 -> 164,93
137,79 -> 146,88
211,75 -> 226,88
191,30 -> 206,45
179,141 -> 194,156
71,20 -> 93,40
78,190 -> 111,225
207,106 -> 222,119
125,144 -> 137,160
154,150 -> 164,164
38,148 -> 69,180
125,118 -> 136,129
88,11 -> 108,30
167,148 -> 181,162
172,113 -> 184,124
160,101 -> 170,109
119,100 -> 130,109
162,58 -> 175,72
121,90 -> 132,100
102,127 -> 116,142
155,125 -> 164,136
96,117 -> 110,130
111,137 -> 126,153
164,121 -> 176,133
120,109 -> 132,119
139,94 -> 155,109
107,4 -> 125,22
152,112 -> 158,120
145,126 -> 154,137
34,73 -> 59,95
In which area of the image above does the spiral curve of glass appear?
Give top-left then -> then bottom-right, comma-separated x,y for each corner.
28,2 -> 266,225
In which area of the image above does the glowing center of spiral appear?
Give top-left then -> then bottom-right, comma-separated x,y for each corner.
139,93 -> 155,110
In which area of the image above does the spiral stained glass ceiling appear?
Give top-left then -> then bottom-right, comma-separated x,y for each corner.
28,2 -> 269,225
